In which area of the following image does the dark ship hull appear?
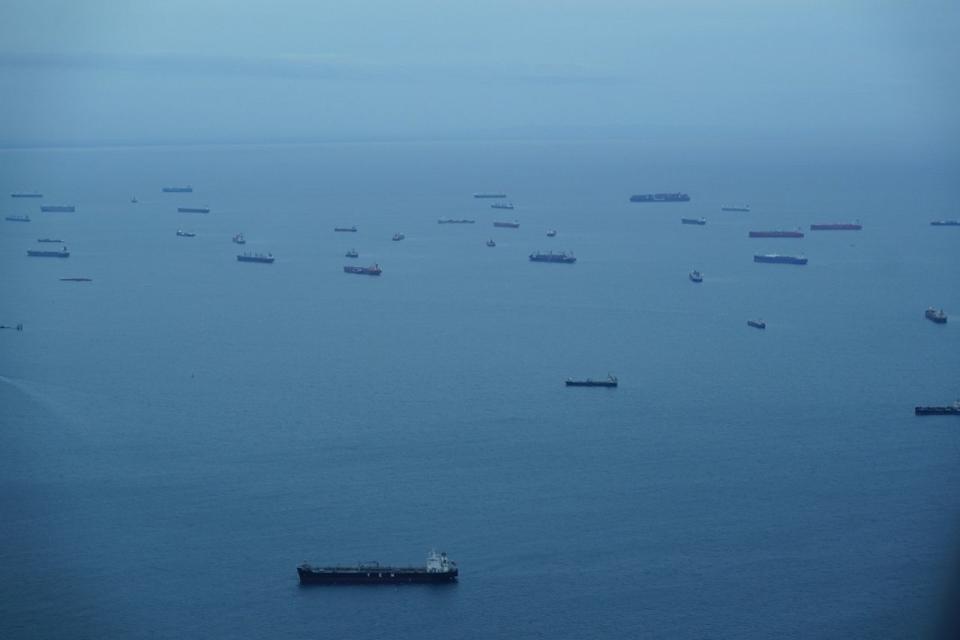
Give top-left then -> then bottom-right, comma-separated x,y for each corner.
493,221 -> 519,228
529,252 -> 576,263
810,223 -> 862,231
41,205 -> 76,212
11,192 -> 43,198
178,207 -> 210,213
27,249 -> 69,258
930,220 -> 959,226
473,193 -> 507,199
747,320 -> 766,329
749,231 -> 804,238
754,254 -> 807,265
237,254 -> 275,263
297,566 -> 457,585
344,265 -> 382,275
630,193 -> 690,203
566,378 -> 618,387
162,187 -> 193,193
914,405 -> 960,416
681,218 -> 706,225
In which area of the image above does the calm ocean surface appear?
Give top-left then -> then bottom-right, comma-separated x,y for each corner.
1,140 -> 958,638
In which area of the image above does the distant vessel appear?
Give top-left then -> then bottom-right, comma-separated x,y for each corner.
566,375 -> 618,387
298,550 -> 456,585
11,192 -> 42,198
438,218 -> 475,224
689,270 -> 703,283
486,239 -> 496,247
749,230 -> 804,238
60,277 -> 92,282
232,232 -> 246,245
5,214 -> 30,222
178,206 -> 210,214
392,232 -> 405,241
930,220 -> 960,226
630,193 -> 690,203
344,263 -> 382,276
473,193 -> 507,199
810,222 -> 862,231
914,401 -> 960,416
162,186 -> 193,193
529,251 -> 576,264
747,319 -> 766,329
37,238 -> 63,243
345,249 -> 359,258
176,229 -> 196,237
546,229 -> 557,237
925,308 -> 947,324
754,254 -> 808,265
27,247 -> 70,258
721,205 -> 750,212
493,221 -> 519,228
237,252 -> 274,264
130,197 -> 138,204
490,202 -> 515,210
40,205 -> 76,212
681,217 -> 706,225
334,225 -> 358,232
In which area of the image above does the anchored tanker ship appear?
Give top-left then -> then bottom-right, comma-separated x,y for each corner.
630,192 -> 690,203
298,550 -> 457,585
749,230 -> 804,238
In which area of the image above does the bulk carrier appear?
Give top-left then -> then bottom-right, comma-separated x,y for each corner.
298,550 -> 457,585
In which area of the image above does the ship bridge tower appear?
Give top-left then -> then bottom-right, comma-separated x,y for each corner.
426,550 -> 454,573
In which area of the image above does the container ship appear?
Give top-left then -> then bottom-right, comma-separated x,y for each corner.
721,205 -> 750,212
344,264 -> 382,276
11,192 -> 43,198
754,254 -> 807,265
681,217 -> 706,225
915,401 -> 960,416
529,251 -> 576,264
493,221 -> 520,228
473,193 -> 507,199
27,247 -> 70,258
438,218 -> 475,224
237,253 -> 274,264
925,308 -> 947,324
162,186 -> 193,193
491,202 -> 514,210
178,206 -> 210,214
630,193 -> 690,203
810,222 -> 862,231
930,220 -> 960,226
566,375 -> 618,387
749,230 -> 804,238
40,205 -> 76,212
298,551 -> 456,585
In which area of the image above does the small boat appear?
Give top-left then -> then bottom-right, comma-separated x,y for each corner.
334,226 -> 358,232
5,215 -> 30,222
493,221 -> 519,228
176,229 -> 196,237
237,252 -> 275,264
344,264 -> 382,276
27,247 -> 70,258
546,229 -> 557,237
345,249 -> 359,258
747,319 -> 766,330
486,239 -> 496,247
38,238 -> 63,243
565,374 -> 618,388
681,217 -> 707,225
925,307 -> 947,324
232,232 -> 246,244
689,270 -> 703,283
392,232 -> 405,241
60,277 -> 92,282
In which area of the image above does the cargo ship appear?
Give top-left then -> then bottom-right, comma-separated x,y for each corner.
925,308 -> 947,324
438,218 -> 475,224
232,233 -> 246,245
178,206 -> 210,214
749,230 -> 804,238
11,192 -> 42,198
176,229 -> 196,237
473,193 -> 507,199
566,375 -> 618,387
630,193 -> 690,203
493,221 -> 519,228
915,401 -> 960,416
298,550 -> 456,585
747,319 -> 766,329
721,205 -> 750,212
27,247 -> 69,258
60,277 -> 92,282
810,222 -> 862,231
40,205 -> 76,212
38,238 -> 62,243
237,252 -> 274,264
930,220 -> 960,226
5,214 -> 30,222
681,217 -> 706,225
689,270 -> 703,283
334,225 -> 357,232
162,186 -> 193,193
345,249 -> 359,258
491,202 -> 514,210
344,263 -> 382,276
529,250 -> 576,264
754,254 -> 807,265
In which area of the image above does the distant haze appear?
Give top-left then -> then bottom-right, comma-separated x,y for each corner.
1,0 -> 957,152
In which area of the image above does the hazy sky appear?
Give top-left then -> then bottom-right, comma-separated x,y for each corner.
0,0 -> 957,149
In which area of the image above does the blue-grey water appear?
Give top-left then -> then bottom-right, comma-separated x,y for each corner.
1,140 -> 958,638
